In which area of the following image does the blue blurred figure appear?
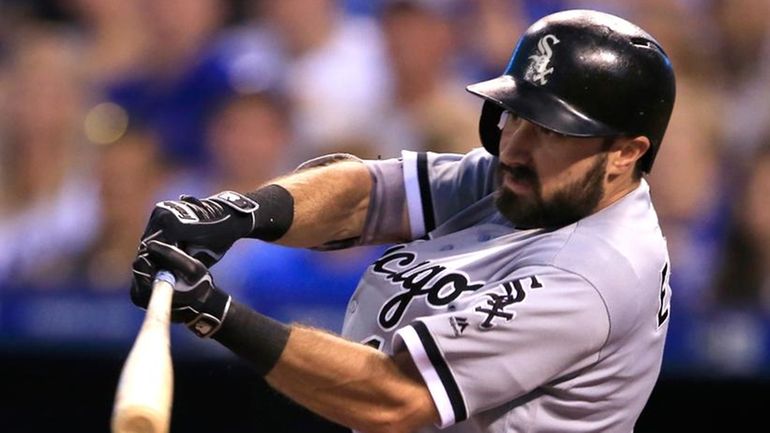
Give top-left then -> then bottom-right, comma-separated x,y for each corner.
104,0 -> 279,169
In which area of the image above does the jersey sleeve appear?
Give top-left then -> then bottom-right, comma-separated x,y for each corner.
401,148 -> 498,239
355,147 -> 497,246
392,266 -> 610,428
298,149 -> 497,249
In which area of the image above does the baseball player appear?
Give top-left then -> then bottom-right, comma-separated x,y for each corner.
132,10 -> 675,433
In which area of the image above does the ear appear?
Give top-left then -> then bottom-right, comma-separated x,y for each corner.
607,136 -> 650,176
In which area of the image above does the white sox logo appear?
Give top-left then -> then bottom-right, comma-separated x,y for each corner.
525,34 -> 560,85
372,246 -> 484,330
475,276 -> 542,329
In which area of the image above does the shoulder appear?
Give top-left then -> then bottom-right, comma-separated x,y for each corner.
401,147 -> 498,190
554,180 -> 667,286
544,184 -> 668,334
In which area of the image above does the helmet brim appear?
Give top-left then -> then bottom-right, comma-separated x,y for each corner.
466,75 -> 622,138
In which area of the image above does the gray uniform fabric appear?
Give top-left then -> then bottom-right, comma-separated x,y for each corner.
342,148 -> 671,433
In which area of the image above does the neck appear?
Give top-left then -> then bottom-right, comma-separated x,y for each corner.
596,175 -> 641,212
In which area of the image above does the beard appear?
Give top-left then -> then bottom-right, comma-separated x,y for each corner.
495,153 -> 607,229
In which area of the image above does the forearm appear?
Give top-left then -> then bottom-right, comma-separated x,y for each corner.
268,161 -> 372,248
138,224 -> 435,431
266,326 -> 438,433
211,297 -> 437,432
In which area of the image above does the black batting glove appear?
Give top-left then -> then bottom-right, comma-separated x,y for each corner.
132,240 -> 232,338
138,191 -> 259,268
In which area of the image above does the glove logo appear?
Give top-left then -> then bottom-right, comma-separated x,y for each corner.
157,201 -> 200,222
213,191 -> 260,213
525,34 -> 560,85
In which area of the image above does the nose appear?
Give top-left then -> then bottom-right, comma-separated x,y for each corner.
499,115 -> 537,165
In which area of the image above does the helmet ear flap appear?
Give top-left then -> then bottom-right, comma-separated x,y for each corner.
479,101 -> 504,156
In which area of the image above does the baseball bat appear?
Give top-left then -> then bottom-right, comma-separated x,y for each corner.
111,270 -> 176,433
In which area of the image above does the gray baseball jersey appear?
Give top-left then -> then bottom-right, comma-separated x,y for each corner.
340,148 -> 672,433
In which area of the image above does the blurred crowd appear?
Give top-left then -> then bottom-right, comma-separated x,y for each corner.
1,0 -> 769,375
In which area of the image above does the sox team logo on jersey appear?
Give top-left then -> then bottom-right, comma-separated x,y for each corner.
372,246 -> 485,330
474,276 -> 543,329
525,34 -> 560,85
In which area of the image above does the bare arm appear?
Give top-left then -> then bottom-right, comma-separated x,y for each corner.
266,326 -> 439,433
131,156 -> 409,268
268,161 -> 371,247
258,163 -> 428,430
270,159 -> 409,248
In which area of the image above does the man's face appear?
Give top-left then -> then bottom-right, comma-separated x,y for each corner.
495,113 -> 610,229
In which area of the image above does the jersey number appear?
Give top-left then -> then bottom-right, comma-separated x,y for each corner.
656,262 -> 671,328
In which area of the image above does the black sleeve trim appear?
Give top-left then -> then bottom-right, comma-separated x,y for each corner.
416,153 -> 436,233
412,321 -> 468,422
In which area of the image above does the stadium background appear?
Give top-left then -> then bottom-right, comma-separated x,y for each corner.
1,0 -> 768,431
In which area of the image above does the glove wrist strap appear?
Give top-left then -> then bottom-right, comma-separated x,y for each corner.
209,191 -> 260,214
209,185 -> 294,242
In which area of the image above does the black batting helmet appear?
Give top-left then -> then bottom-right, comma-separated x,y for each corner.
466,9 -> 676,173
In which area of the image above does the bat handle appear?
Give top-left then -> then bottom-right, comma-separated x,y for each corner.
144,270 -> 177,326
155,270 -> 176,290
111,270 -> 177,433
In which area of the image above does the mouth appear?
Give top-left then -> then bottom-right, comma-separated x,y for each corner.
503,172 -> 532,194
500,163 -> 537,194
